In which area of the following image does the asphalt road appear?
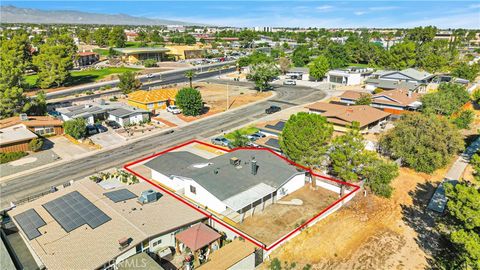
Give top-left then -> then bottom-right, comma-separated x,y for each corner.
46,61 -> 236,100
0,81 -> 326,209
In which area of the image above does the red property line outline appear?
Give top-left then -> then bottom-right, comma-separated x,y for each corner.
124,139 -> 360,251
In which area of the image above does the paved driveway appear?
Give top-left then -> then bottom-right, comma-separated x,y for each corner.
90,130 -> 126,148
155,110 -> 187,126
49,136 -> 90,160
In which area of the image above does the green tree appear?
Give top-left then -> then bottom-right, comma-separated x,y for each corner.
278,57 -> 291,74
421,83 -> 470,116
184,70 -> 196,88
472,88 -> 480,103
33,44 -> 73,88
0,35 -> 28,89
329,123 -> 366,182
361,152 -> 399,198
230,130 -> 249,147
325,43 -> 350,69
108,27 -> 126,48
405,26 -> 437,45
355,94 -> 372,105
175,87 -> 203,116
452,63 -> 480,82
247,62 -> 280,91
27,90 -> 47,116
63,118 -> 86,139
383,42 -> 416,69
415,40 -> 452,73
292,46 -> 310,67
443,182 -> 480,269
280,112 -> 333,168
0,87 -> 30,118
452,110 -> 474,129
308,56 -> 329,81
379,113 -> 464,173
118,71 -> 141,95
93,27 -> 110,47
472,151 -> 480,182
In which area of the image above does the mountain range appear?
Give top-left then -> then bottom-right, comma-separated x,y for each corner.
0,5 -> 199,26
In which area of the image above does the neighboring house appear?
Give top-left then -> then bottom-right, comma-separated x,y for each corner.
0,124 -> 38,153
128,89 -> 178,112
125,31 -> 139,42
339,89 -> 423,114
0,115 -> 64,136
306,103 -> 391,133
113,47 -> 170,64
286,67 -> 309,80
365,68 -> 435,92
107,108 -> 150,127
8,180 -> 207,270
327,67 -> 374,85
75,51 -> 99,67
255,120 -> 286,152
165,45 -> 205,60
57,104 -> 107,125
145,149 -> 306,222
198,239 -> 257,270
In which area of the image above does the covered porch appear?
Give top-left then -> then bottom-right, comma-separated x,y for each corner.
175,223 -> 221,268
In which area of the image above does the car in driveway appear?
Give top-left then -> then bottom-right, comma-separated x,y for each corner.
247,132 -> 266,141
211,137 -> 231,147
86,125 -> 99,135
105,120 -> 121,129
95,124 -> 108,133
167,105 -> 181,114
283,80 -> 296,85
265,105 -> 281,114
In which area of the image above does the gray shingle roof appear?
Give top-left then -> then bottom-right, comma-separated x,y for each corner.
109,108 -> 144,118
145,150 -> 304,202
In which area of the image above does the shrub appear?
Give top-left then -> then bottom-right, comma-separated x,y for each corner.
143,59 -> 157,67
452,110 -> 474,129
28,138 -> 44,152
63,118 -> 87,139
373,88 -> 384,94
0,152 -> 27,164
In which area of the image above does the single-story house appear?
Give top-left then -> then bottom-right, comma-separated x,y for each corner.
365,68 -> 435,92
339,89 -> 423,114
286,67 -> 309,80
125,31 -> 139,42
256,120 -> 286,138
327,67 -> 374,85
75,51 -> 99,67
0,115 -> 64,136
113,47 -> 170,64
57,104 -> 107,125
255,137 -> 281,152
107,108 -> 150,127
8,180 -> 207,270
306,103 -> 391,133
144,149 -> 306,222
0,124 -> 38,153
128,89 -> 178,112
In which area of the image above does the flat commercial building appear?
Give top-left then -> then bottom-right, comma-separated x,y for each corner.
165,45 -> 205,60
113,47 -> 170,64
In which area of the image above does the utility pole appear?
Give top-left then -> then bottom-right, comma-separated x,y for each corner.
226,83 -> 229,111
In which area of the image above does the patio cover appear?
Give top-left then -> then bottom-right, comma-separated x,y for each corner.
175,223 -> 221,251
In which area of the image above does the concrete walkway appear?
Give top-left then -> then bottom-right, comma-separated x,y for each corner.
445,136 -> 480,180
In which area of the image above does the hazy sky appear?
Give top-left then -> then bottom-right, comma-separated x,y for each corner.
3,1 -> 480,28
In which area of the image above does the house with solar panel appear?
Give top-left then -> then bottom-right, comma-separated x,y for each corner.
253,120 -> 286,152
144,148 -> 306,222
8,179 -> 209,270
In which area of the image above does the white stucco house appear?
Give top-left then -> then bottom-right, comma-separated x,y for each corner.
144,149 -> 307,222
107,108 -> 150,127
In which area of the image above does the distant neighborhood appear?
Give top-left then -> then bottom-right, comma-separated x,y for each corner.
1,6 -> 480,270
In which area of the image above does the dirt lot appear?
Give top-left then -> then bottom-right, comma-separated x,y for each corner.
262,166 -> 450,270
235,186 -> 338,246
177,82 -> 272,122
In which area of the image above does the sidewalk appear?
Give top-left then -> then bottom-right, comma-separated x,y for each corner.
445,136 -> 480,180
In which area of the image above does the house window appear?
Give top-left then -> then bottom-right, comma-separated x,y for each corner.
34,127 -> 55,136
190,185 -> 196,194
152,239 -> 162,247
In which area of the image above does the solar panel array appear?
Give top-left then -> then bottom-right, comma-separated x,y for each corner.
265,121 -> 285,131
104,189 -> 137,203
42,191 -> 111,232
13,209 -> 46,240
265,138 -> 281,149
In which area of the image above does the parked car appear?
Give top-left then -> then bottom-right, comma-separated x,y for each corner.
246,141 -> 259,147
86,125 -> 98,135
211,137 -> 231,147
95,124 -> 108,133
105,120 -> 121,129
247,132 -> 266,141
265,105 -> 281,114
167,105 -> 181,114
146,73 -> 154,78
283,80 -> 296,85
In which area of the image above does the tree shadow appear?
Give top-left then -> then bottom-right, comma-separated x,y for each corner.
41,138 -> 55,151
400,181 -> 452,269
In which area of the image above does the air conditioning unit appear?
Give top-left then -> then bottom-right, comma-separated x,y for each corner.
230,157 -> 240,166
137,189 -> 161,204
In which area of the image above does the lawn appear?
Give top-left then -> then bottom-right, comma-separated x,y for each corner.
24,67 -> 141,89
125,41 -> 164,48
93,48 -> 109,56
224,126 -> 259,140
348,62 -> 371,68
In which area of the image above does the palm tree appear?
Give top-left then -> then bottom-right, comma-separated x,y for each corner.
185,70 -> 196,88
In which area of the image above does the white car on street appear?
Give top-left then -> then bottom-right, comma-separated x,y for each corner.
283,80 -> 296,85
166,105 -> 181,114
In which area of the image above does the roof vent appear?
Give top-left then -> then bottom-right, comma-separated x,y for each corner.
137,189 -> 161,204
214,168 -> 220,175
251,158 -> 258,175
19,113 -> 28,121
230,157 -> 241,166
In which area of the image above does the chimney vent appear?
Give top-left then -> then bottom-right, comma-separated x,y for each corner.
251,158 -> 258,175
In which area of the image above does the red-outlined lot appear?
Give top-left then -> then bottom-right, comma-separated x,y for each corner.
124,139 -> 360,251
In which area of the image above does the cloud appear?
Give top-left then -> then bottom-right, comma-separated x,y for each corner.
354,11 -> 367,16
470,4 -> 480,8
368,6 -> 399,11
316,5 -> 333,12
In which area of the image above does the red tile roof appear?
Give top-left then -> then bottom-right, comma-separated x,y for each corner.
175,223 -> 221,251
